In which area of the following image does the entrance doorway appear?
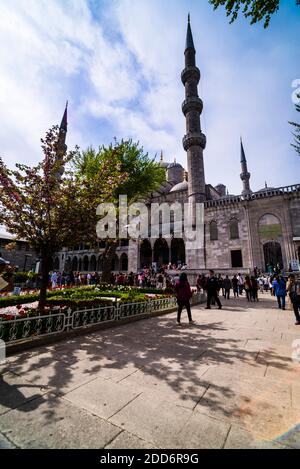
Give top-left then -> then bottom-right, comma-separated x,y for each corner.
154,239 -> 169,267
263,242 -> 283,272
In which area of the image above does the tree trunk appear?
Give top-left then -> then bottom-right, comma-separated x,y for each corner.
101,241 -> 117,284
38,251 -> 51,310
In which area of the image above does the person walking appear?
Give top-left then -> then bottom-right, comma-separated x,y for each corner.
205,270 -> 222,310
244,276 -> 252,302
232,275 -> 239,298
237,273 -> 244,296
258,276 -> 264,294
51,271 -> 57,289
251,276 -> 259,302
218,274 -> 224,297
157,272 -> 164,290
223,275 -> 232,300
175,272 -> 194,325
272,275 -> 287,310
196,275 -> 202,292
286,274 -> 300,325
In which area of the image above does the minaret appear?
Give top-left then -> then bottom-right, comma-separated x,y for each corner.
182,14 -> 206,204
56,102 -> 68,179
240,138 -> 252,197
57,101 -> 68,158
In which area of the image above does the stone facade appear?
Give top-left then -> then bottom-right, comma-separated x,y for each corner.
0,233 -> 36,271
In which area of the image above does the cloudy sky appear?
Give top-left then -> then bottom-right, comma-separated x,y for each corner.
0,0 -> 299,194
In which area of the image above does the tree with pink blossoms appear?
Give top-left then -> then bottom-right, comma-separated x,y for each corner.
0,126 -> 125,308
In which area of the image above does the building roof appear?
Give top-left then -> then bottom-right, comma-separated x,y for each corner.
170,180 -> 188,193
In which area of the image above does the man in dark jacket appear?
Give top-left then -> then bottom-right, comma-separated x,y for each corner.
206,270 -> 222,310
223,275 -> 232,300
175,272 -> 194,325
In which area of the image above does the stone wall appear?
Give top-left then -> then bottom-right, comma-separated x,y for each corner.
0,239 -> 36,271
204,203 -> 251,270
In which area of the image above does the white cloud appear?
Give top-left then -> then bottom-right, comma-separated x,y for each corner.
0,0 -> 298,195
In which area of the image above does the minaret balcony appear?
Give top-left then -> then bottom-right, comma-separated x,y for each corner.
181,66 -> 200,85
183,132 -> 206,151
240,172 -> 251,181
182,97 -> 203,116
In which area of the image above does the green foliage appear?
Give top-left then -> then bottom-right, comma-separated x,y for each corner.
209,0 -> 297,28
73,140 -> 165,282
0,293 -> 39,308
2,271 -> 38,284
74,139 -> 165,204
289,97 -> 300,156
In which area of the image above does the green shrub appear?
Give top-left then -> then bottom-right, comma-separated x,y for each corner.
0,293 -> 39,308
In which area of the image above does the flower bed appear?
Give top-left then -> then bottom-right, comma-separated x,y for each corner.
0,285 -> 172,319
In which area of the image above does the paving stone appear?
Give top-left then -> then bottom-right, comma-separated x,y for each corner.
105,431 -> 156,449
196,387 -> 300,441
274,425 -> 300,449
63,377 -> 141,419
0,372 -> 48,415
1,296 -> 299,449
0,395 -> 121,449
109,394 -> 193,448
292,384 -> 300,409
0,432 -> 17,449
121,364 -> 208,409
170,412 -> 230,449
224,426 -> 290,449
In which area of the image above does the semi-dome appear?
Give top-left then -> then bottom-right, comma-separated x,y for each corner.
170,180 -> 188,193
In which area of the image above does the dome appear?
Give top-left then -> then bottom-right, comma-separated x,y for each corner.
170,180 -> 188,193
167,162 -> 183,169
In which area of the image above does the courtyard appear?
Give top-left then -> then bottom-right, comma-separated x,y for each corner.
0,294 -> 299,449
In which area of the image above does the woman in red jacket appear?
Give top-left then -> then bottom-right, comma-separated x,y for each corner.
175,272 -> 194,325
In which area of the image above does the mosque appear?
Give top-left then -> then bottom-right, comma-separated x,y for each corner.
55,17 -> 300,278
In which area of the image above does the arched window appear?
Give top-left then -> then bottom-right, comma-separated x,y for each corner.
229,219 -> 239,240
97,256 -> 103,272
112,255 -> 119,271
121,253 -> 128,271
258,214 -> 282,241
154,239 -> 169,266
71,257 -> 78,272
90,255 -> 97,272
210,221 -> 218,241
140,240 -> 152,268
171,239 -> 186,265
83,256 -> 89,272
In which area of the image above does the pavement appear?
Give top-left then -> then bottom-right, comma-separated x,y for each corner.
0,293 -> 300,449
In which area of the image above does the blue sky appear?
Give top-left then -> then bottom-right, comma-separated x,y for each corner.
0,0 -> 299,194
